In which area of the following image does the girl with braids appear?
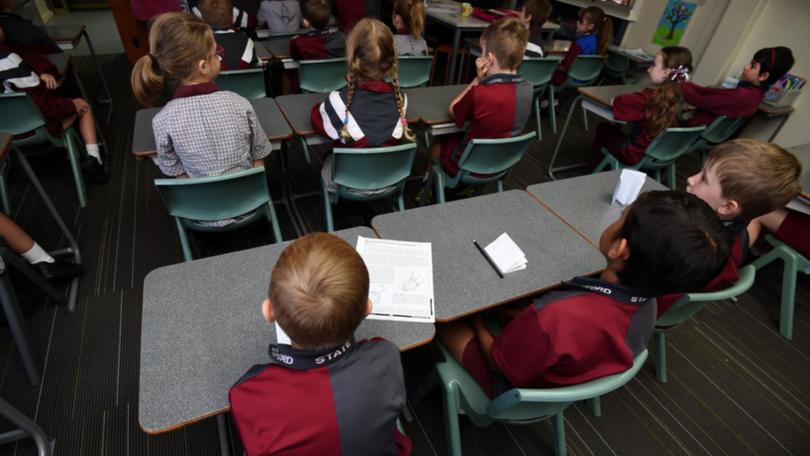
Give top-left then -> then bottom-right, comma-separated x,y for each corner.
392,0 -> 428,56
591,46 -> 693,167
683,46 -> 794,127
311,17 -> 413,196
551,6 -> 612,86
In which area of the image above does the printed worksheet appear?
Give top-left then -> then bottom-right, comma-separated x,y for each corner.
356,236 -> 435,323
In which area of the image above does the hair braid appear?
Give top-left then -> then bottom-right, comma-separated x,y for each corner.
391,70 -> 415,141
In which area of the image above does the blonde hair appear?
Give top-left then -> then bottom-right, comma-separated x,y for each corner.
131,13 -> 214,107
480,17 -> 528,71
269,233 -> 369,350
342,18 -> 414,142
706,139 -> 803,219
198,0 -> 233,30
393,0 -> 425,39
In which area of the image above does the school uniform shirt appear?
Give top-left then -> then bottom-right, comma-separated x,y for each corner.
0,46 -> 76,137
551,32 -> 597,86
656,218 -> 749,319
393,33 -> 428,56
524,30 -> 545,57
334,0 -> 378,33
289,29 -> 346,60
229,337 -> 412,456
681,81 -> 765,127
775,210 -> 810,258
257,0 -> 301,32
441,73 -> 533,177
311,80 -> 407,194
0,13 -> 61,55
192,4 -> 255,30
593,88 -> 661,165
491,277 -> 656,388
213,29 -> 257,70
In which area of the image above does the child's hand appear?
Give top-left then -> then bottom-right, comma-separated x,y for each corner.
72,98 -> 91,115
475,56 -> 491,81
40,74 -> 57,90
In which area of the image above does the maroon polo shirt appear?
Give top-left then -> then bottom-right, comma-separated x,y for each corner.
682,81 -> 765,127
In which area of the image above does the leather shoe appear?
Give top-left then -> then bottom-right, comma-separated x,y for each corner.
81,156 -> 109,184
35,259 -> 83,281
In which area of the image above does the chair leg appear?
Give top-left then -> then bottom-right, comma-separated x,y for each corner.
298,137 -> 311,164
264,202 -> 283,243
534,96 -> 542,141
655,331 -> 667,383
321,185 -> 335,232
496,180 -> 503,193
553,411 -> 566,456
779,257 -> 797,340
0,159 -> 10,214
581,105 -> 589,131
396,194 -> 405,212
442,384 -> 463,456
548,85 -> 558,135
64,129 -> 88,208
0,272 -> 43,386
175,219 -> 194,262
433,167 -> 447,204
587,397 -> 602,417
667,164 -> 677,190
0,398 -> 53,456
1,252 -> 66,305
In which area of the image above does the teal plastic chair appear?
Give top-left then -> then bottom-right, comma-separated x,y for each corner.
298,58 -> 347,93
396,56 -> 433,88
691,115 -> 748,164
554,55 -> 605,131
601,51 -> 634,85
653,264 -> 755,383
425,342 -> 647,456
0,92 -> 87,209
593,126 -> 706,189
154,166 -> 282,261
321,142 -> 416,232
520,56 -> 561,140
432,132 -> 535,204
216,68 -> 266,98
751,234 -> 809,340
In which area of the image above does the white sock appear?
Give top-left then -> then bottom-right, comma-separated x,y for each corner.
21,243 -> 55,264
86,143 -> 102,164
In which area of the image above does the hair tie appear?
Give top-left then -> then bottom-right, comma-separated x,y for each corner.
149,53 -> 161,70
669,65 -> 691,83
770,47 -> 776,69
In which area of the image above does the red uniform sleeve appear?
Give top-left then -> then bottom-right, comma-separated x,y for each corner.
491,307 -> 559,387
550,42 -> 583,86
290,36 -> 303,60
682,82 -> 744,113
18,49 -> 58,77
611,90 -> 651,122
310,102 -> 332,138
451,87 -> 475,128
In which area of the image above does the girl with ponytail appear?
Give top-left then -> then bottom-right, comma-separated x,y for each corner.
392,0 -> 428,56
552,6 -> 613,86
591,46 -> 693,167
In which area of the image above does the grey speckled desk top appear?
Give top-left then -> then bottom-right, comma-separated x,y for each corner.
139,227 -> 434,433
275,93 -> 330,136
404,85 -> 466,125
372,190 -> 604,321
527,170 -> 668,246
131,98 -> 292,156
258,37 -> 291,59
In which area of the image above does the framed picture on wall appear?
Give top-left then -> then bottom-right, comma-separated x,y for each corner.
652,0 -> 697,46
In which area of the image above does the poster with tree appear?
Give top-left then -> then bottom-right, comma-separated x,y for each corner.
652,0 -> 697,46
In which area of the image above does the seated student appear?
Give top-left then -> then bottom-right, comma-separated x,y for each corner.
0,0 -> 60,54
429,17 -> 533,178
656,139 -> 803,317
749,208 -> 810,259
682,47 -> 794,126
0,213 -> 81,280
130,13 -> 271,223
0,31 -> 107,182
197,0 -> 258,70
289,0 -> 345,60
551,6 -> 611,86
190,0 -> 255,31
257,0 -> 301,33
439,191 -> 731,397
392,0 -> 427,56
311,18 -> 412,195
591,46 -> 692,167
229,233 -> 410,455
334,0 -> 378,33
517,0 -> 552,57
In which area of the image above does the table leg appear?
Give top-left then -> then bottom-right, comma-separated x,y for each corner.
81,30 -> 114,123
448,28 -> 461,85
277,141 -> 305,237
13,148 -> 81,312
216,414 -> 232,456
548,95 -> 589,180
766,115 -> 790,143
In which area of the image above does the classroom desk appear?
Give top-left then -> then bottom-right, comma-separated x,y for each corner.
526,170 -> 668,246
607,45 -> 654,66
139,227 -> 434,436
757,103 -> 795,142
131,98 -> 293,158
403,84 -> 467,137
371,190 -> 604,321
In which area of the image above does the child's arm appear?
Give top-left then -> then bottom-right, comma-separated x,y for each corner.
472,316 -> 499,372
681,82 -> 745,112
153,118 -> 186,177
448,57 -> 489,124
556,41 -> 583,75
246,105 -> 273,161
611,90 -> 651,123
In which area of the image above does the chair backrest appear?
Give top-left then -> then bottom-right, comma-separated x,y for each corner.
520,56 -> 561,89
0,92 -> 47,135
701,115 -> 747,144
457,132 -> 536,182
396,56 -> 433,88
604,51 -> 630,74
217,68 -> 267,98
656,265 -> 756,328
298,58 -> 348,93
567,55 -> 605,86
332,142 -> 417,192
643,126 -> 706,167
154,166 -> 271,221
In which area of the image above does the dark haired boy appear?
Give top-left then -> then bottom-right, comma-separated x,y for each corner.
229,233 -> 410,455
198,0 -> 258,70
440,191 -> 731,397
683,46 -> 795,126
289,0 -> 346,60
518,0 -> 553,57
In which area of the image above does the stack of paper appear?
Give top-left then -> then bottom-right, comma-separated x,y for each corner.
612,169 -> 646,206
484,233 -> 527,274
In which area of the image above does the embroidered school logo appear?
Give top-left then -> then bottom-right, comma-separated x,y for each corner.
315,340 -> 352,365
271,347 -> 294,365
278,4 -> 296,26
582,285 -> 613,295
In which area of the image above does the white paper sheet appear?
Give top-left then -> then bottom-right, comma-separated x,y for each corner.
612,169 -> 647,206
355,237 -> 435,323
484,233 -> 527,274
275,322 -> 291,345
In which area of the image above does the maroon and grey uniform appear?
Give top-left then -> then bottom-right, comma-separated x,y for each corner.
463,277 -> 656,398
681,81 -> 765,127
440,73 -> 533,177
229,337 -> 411,456
213,30 -> 257,70
334,0 -> 378,32
289,29 -> 346,60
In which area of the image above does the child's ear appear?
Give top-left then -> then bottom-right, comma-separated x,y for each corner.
607,238 -> 630,262
364,298 -> 373,318
717,199 -> 741,218
262,298 -> 276,323
758,71 -> 770,83
197,58 -> 209,75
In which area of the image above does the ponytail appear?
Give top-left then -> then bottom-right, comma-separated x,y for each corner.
131,54 -> 166,107
598,16 -> 612,56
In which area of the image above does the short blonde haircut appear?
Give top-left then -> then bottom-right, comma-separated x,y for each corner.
269,233 -> 369,350
198,0 -> 234,30
706,139 -> 802,220
480,17 -> 528,71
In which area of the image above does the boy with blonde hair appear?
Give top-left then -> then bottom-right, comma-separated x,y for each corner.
229,233 -> 410,455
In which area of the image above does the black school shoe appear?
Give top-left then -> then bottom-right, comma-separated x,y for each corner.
35,259 -> 83,281
81,155 -> 109,184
